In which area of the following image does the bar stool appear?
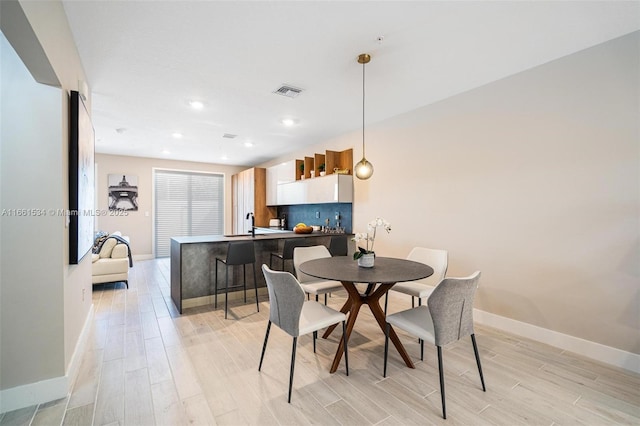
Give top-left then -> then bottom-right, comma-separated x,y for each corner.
214,240 -> 259,319
329,235 -> 348,256
269,238 -> 309,272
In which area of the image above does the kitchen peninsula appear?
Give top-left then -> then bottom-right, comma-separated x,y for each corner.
170,232 -> 351,313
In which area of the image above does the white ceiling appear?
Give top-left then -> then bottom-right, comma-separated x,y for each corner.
62,1 -> 640,167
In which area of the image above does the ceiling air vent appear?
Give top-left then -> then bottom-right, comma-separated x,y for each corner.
222,133 -> 237,139
273,85 -> 303,98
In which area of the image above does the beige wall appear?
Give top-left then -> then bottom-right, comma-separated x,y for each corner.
263,32 -> 640,354
95,154 -> 245,256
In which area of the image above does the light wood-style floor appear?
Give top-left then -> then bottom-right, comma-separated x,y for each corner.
2,258 -> 639,425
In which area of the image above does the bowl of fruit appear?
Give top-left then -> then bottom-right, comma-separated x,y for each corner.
293,223 -> 313,234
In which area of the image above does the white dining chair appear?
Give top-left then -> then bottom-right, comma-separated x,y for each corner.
259,265 -> 348,403
383,271 -> 485,419
385,247 -> 448,313
293,245 -> 344,304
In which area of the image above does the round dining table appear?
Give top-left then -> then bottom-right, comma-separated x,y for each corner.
299,256 -> 434,373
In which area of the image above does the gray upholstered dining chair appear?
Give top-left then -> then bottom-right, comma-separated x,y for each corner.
383,271 -> 485,419
259,265 -> 349,403
385,247 -> 448,313
293,245 -> 344,305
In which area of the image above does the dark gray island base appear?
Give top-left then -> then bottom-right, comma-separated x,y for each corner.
170,232 -> 352,313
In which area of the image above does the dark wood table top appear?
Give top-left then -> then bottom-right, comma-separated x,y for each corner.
299,256 -> 434,284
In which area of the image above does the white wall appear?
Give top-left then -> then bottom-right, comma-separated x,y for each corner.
0,0 -> 93,412
263,32 -> 640,356
95,154 -> 245,256
0,32 -> 65,390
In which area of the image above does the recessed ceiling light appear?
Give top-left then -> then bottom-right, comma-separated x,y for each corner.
221,155 -> 228,161
189,100 -> 204,110
281,118 -> 295,127
244,142 -> 253,147
172,132 -> 183,139
162,149 -> 171,155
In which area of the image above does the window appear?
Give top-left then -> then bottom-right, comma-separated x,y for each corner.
154,169 -> 224,257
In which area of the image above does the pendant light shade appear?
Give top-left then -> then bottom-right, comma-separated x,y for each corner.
354,53 -> 374,180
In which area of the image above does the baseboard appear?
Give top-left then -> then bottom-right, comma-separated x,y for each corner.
0,305 -> 95,414
474,308 -> 640,374
182,287 -> 269,310
133,254 -> 154,261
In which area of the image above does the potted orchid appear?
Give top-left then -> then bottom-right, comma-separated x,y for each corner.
352,217 -> 391,267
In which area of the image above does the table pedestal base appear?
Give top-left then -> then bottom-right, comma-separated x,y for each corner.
323,282 -> 415,374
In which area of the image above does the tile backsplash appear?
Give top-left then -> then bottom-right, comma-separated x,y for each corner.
277,203 -> 352,233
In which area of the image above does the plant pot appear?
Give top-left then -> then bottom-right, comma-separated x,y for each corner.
319,171 -> 326,176
357,253 -> 375,268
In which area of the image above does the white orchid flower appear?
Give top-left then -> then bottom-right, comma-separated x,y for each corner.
353,217 -> 391,259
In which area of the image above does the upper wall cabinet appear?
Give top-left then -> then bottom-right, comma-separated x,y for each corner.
266,160 -> 296,206
275,174 -> 353,206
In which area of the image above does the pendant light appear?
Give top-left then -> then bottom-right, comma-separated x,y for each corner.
354,53 -> 374,180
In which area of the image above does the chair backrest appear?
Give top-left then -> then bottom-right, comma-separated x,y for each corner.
407,247 -> 448,287
281,238 -> 310,260
262,264 -> 305,336
329,235 -> 348,256
226,240 -> 256,265
427,271 -> 481,347
293,245 -> 331,284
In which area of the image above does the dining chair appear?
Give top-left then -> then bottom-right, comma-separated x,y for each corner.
383,271 -> 485,419
259,265 -> 349,403
269,238 -> 309,273
293,245 -> 344,305
213,240 -> 260,319
384,247 -> 448,313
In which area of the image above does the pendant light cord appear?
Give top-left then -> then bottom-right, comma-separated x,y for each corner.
362,59 -> 366,158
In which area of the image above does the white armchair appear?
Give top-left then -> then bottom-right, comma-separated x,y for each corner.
92,232 -> 130,288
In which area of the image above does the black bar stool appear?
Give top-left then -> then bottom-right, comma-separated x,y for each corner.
214,240 -> 259,319
329,235 -> 348,256
269,238 -> 309,272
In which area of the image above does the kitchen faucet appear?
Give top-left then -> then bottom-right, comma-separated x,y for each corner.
246,212 -> 255,237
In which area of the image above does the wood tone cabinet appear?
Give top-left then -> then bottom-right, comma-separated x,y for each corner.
295,148 -> 353,181
232,167 -> 276,234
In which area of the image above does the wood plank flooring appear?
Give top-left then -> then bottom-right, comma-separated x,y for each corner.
1,258 -> 639,425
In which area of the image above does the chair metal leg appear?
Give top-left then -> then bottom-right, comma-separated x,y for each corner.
383,322 -> 390,378
288,337 -> 297,403
437,346 -> 446,419
253,262 -> 259,312
471,334 -> 486,391
313,331 -> 317,353
384,293 -> 388,314
315,295 -> 319,302
224,265 -> 229,319
324,293 -> 327,305
243,264 -> 247,303
411,296 -> 415,308
421,339 -> 424,361
258,321 -> 271,371
342,321 -> 349,376
418,298 -> 422,306
214,260 -> 219,308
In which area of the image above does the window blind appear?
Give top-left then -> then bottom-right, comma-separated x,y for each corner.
154,170 -> 224,257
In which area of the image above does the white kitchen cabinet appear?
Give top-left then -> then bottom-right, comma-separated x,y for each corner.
275,174 -> 353,205
266,160 -> 296,206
